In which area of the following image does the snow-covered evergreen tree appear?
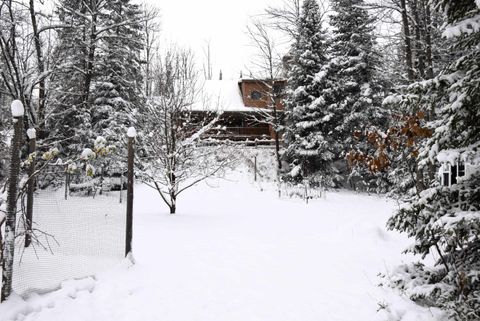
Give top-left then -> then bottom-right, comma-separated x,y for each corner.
89,1 -> 143,189
49,0 -> 94,155
328,0 -> 388,190
283,0 -> 337,187
92,0 -> 143,157
42,0 -> 144,192
386,1 -> 480,319
49,0 -> 143,180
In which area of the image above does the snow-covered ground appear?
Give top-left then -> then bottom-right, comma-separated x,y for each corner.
1,165 -> 446,321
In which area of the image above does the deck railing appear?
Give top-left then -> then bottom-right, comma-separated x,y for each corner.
223,127 -> 270,136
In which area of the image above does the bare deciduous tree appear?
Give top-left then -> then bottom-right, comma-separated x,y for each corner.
140,47 -> 229,214
142,4 -> 161,97
0,0 -> 36,128
246,19 -> 284,170
264,0 -> 329,42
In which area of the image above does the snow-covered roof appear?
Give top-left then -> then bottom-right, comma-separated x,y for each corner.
191,80 -> 260,113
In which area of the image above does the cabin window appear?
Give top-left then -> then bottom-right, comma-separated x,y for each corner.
441,162 -> 466,187
250,90 -> 262,100
443,172 -> 450,187
451,165 -> 458,185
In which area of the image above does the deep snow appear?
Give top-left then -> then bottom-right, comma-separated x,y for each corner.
0,168 -> 446,321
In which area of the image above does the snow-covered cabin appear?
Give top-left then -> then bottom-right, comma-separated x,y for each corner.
192,79 -> 286,141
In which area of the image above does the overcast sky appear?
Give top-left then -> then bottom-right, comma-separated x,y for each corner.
141,0 -> 286,80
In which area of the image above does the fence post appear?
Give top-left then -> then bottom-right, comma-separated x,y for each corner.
119,173 -> 123,204
254,155 -> 257,182
304,180 -> 309,204
25,128 -> 36,248
125,127 -> 136,256
1,100 -> 24,302
64,171 -> 69,200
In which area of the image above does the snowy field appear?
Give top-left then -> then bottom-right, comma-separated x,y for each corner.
1,165 -> 446,321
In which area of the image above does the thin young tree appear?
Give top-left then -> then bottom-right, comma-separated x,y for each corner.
140,47 -> 229,214
142,4 -> 161,97
246,19 -> 284,169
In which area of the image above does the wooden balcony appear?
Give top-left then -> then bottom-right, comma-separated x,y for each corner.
203,126 -> 271,140
224,127 -> 270,136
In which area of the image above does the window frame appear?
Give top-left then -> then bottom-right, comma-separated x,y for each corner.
441,161 -> 466,187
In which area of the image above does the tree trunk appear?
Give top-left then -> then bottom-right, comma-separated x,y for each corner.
125,135 -> 135,256
415,162 -> 426,194
424,1 -> 434,80
25,133 -> 36,248
145,46 -> 151,96
83,5 -> 97,104
1,114 -> 23,302
272,104 -> 282,170
29,0 -> 46,137
411,0 -> 425,79
169,194 -> 176,214
400,0 -> 415,82
423,0 -> 435,119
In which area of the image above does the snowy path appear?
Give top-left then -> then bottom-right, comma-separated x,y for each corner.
1,174 -> 442,321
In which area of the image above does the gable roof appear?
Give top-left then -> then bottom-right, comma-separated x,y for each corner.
191,80 -> 262,113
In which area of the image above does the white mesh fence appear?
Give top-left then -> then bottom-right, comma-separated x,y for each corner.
12,187 -> 126,296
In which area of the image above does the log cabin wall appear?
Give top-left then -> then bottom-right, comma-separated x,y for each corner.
239,80 -> 286,110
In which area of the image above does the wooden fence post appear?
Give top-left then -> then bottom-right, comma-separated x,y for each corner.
254,155 -> 257,182
125,127 -> 136,256
119,173 -> 123,204
1,100 -> 24,302
25,128 -> 36,248
64,171 -> 69,200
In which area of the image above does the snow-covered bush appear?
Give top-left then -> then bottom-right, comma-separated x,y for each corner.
387,168 -> 480,320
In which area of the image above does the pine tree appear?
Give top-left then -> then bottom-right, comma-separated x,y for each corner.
49,1 -> 143,150
385,1 -> 480,319
93,0 -> 143,143
91,0 -> 144,188
46,0 -> 144,190
328,0 -> 388,190
48,0 -> 94,155
283,0 -> 336,187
